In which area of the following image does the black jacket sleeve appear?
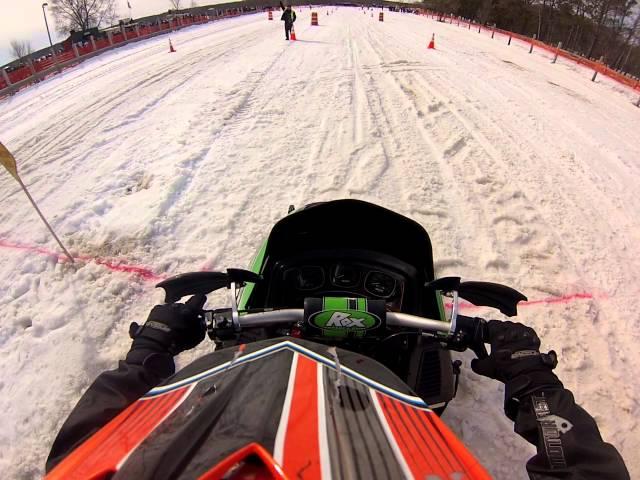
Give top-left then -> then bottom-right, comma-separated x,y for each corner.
512,388 -> 629,479
45,356 -> 173,473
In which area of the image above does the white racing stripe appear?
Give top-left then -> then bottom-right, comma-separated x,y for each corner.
273,351 -> 298,465
317,364 -> 333,480
147,341 -> 430,408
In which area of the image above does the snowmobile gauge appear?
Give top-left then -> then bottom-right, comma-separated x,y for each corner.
364,271 -> 396,298
331,263 -> 360,287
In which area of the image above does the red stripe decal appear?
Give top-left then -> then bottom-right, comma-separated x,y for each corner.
423,412 -> 493,479
405,404 -> 462,473
45,387 -> 190,480
376,393 -> 492,479
378,393 -> 442,477
399,401 -> 454,475
282,355 -> 321,480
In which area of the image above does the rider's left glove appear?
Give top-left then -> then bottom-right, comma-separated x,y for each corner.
125,294 -> 207,377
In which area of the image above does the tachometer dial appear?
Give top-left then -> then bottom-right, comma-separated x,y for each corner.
332,264 -> 360,287
364,271 -> 396,298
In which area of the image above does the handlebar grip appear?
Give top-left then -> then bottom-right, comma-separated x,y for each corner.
455,315 -> 489,359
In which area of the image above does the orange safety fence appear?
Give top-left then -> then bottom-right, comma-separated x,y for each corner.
58,51 -> 76,63
77,44 -> 94,56
95,38 -> 111,50
419,10 -> 640,92
1,12 -> 245,97
8,67 -> 32,84
34,59 -> 56,72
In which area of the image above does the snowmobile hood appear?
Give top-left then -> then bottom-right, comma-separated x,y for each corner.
46,338 -> 490,480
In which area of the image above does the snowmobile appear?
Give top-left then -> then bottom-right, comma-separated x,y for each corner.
46,199 -> 528,480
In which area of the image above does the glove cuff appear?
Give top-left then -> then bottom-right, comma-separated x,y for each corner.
126,347 -> 175,378
129,321 -> 178,355
504,371 -> 563,420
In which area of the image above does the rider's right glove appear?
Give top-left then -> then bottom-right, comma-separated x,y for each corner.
471,320 -> 563,420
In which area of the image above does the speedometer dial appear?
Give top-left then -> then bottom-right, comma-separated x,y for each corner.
295,266 -> 325,291
364,271 -> 396,298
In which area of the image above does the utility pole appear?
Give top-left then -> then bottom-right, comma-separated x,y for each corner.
42,3 -> 53,47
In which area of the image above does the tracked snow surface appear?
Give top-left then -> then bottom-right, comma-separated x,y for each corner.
0,8 -> 639,479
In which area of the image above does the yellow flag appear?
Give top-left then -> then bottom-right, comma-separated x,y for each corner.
0,141 -> 19,181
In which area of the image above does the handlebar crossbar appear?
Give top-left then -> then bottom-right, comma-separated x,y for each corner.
232,309 -> 454,334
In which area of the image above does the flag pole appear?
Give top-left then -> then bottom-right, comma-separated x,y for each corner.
16,175 -> 75,262
0,141 -> 74,263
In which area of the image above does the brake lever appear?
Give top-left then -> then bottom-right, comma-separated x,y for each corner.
471,316 -> 489,359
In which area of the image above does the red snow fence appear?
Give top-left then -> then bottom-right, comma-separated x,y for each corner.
0,238 -> 166,281
0,237 -> 607,310
417,10 -> 640,94
311,12 -> 319,26
445,292 -> 604,312
0,10 -> 257,98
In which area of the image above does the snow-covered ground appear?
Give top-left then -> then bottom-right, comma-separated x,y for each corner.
1,8 -> 639,479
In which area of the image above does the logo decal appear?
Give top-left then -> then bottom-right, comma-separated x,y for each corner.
309,310 -> 381,337
537,414 -> 574,435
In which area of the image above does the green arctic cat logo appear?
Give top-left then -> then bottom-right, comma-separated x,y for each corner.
309,310 -> 381,337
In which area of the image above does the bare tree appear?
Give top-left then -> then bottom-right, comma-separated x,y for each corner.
50,0 -> 118,34
9,40 -> 33,60
613,7 -> 640,67
169,0 -> 182,10
190,0 -> 198,7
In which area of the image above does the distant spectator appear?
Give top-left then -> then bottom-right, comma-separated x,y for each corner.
280,4 -> 296,41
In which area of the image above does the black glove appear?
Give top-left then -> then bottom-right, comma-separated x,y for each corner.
127,294 -> 207,358
471,320 -> 562,419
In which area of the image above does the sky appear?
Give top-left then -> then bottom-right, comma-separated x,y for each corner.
0,0 -> 187,65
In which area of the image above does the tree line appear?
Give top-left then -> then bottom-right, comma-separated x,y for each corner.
426,0 -> 640,76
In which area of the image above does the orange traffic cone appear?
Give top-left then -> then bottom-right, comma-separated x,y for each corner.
427,34 -> 435,49
169,38 -> 176,53
290,28 -> 297,41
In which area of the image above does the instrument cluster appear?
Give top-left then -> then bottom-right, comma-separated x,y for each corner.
282,262 -> 404,306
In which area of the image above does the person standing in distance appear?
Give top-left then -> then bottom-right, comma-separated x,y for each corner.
280,3 -> 296,40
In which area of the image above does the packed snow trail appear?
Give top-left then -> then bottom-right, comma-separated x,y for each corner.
1,9 -> 639,479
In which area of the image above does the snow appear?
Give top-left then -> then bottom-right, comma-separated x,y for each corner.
1,8 -> 639,479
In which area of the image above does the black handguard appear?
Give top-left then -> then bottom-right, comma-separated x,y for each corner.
471,320 -> 563,420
